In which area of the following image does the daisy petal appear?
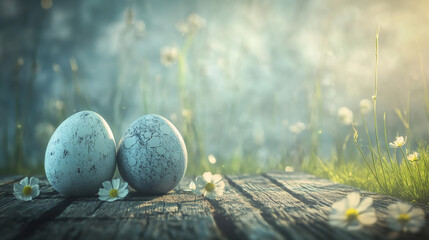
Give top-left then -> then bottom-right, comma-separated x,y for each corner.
329,219 -> 347,228
397,202 -> 412,214
216,180 -> 225,189
118,181 -> 129,191
102,181 -> 113,190
212,174 -> 223,184
112,179 -> 120,190
195,176 -> 207,186
98,188 -> 110,196
346,221 -> 362,231
21,195 -> 33,201
14,183 -> 24,193
118,189 -> 129,198
205,191 -> 216,199
408,218 -> 424,228
13,191 -> 23,200
387,203 -> 400,216
331,198 -> 347,212
357,197 -> 373,212
358,211 -> 377,225
202,172 -> 213,183
31,185 -> 40,198
408,208 -> 424,219
347,192 -> 361,209
214,187 -> 224,196
20,177 -> 29,186
29,177 -> 39,186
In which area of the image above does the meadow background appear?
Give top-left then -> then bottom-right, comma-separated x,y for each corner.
1,0 -> 429,201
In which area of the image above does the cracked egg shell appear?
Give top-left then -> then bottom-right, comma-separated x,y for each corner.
44,111 -> 116,196
117,114 -> 187,194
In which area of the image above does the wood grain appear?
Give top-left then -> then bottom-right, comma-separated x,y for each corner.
0,172 -> 428,240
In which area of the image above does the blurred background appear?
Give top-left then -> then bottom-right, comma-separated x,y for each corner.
1,0 -> 429,175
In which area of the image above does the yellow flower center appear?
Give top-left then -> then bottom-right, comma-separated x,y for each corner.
205,182 -> 215,192
345,208 -> 359,223
109,189 -> 118,198
22,185 -> 32,196
398,213 -> 410,224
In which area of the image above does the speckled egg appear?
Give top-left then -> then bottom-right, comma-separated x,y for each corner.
45,111 -> 116,196
117,114 -> 187,194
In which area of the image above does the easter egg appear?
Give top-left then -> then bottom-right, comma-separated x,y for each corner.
44,111 -> 116,196
117,114 -> 187,194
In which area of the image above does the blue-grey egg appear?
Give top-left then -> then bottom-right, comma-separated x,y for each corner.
45,111 -> 116,196
117,114 -> 187,194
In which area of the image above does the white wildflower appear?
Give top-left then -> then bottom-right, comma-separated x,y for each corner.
194,172 -> 225,199
407,151 -> 420,162
329,192 -> 377,230
14,177 -> 40,201
387,202 -> 425,233
389,136 -> 407,148
98,178 -> 129,202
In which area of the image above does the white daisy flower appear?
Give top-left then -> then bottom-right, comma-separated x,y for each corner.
194,172 -> 225,199
406,151 -> 420,162
389,136 -> 407,148
337,107 -> 354,125
13,177 -> 40,201
329,192 -> 377,230
98,178 -> 129,202
387,202 -> 425,233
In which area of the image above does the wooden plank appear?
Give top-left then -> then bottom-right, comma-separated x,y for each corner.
0,198 -> 68,219
208,185 -> 283,239
265,171 -> 429,239
227,174 -> 381,240
29,188 -> 223,239
26,219 -> 148,240
0,218 -> 31,240
57,200 -> 102,218
0,197 -> 74,240
175,178 -> 284,240
0,175 -> 22,185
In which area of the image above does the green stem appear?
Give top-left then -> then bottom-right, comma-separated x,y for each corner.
400,147 -> 418,191
354,139 -> 386,193
361,114 -> 378,178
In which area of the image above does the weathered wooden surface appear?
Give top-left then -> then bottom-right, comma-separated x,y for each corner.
0,172 -> 428,240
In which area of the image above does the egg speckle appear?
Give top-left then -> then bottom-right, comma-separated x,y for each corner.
44,111 -> 116,196
117,114 -> 187,194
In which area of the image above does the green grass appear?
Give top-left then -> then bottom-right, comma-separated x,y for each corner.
303,28 -> 429,204
303,144 -> 429,204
